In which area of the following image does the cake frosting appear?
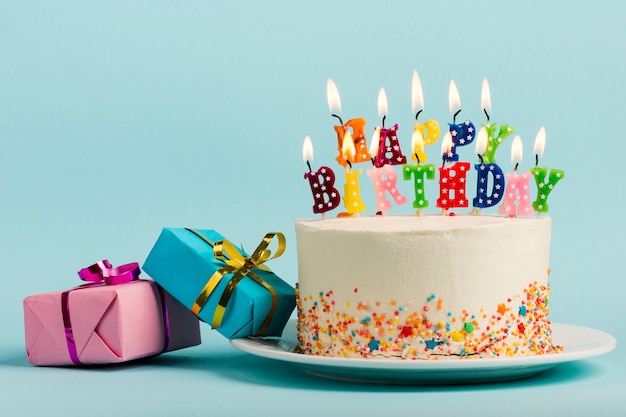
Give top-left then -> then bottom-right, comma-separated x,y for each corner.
295,214 -> 563,359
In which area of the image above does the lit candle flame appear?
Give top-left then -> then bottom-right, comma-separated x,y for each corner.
481,78 -> 491,115
412,129 -> 424,155
369,127 -> 380,156
533,126 -> 546,158
378,87 -> 388,117
412,70 -> 424,113
342,130 -> 356,162
511,135 -> 523,165
326,79 -> 342,113
449,80 -> 461,114
302,136 -> 313,162
441,131 -> 453,156
475,126 -> 488,155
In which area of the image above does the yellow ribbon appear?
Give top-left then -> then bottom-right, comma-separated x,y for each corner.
185,228 -> 285,336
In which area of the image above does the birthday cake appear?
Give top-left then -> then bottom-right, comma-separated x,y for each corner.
295,214 -> 563,359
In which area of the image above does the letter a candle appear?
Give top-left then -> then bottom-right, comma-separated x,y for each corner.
327,79 -> 370,169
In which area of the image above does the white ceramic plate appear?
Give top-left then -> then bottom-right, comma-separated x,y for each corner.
230,320 -> 616,384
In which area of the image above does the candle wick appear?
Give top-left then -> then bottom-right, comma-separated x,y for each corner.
483,108 -> 490,122
478,154 -> 483,164
382,115 -> 386,128
453,109 -> 462,123
514,162 -> 519,173
415,153 -> 420,164
306,160 -> 312,173
441,156 -> 446,168
415,109 -> 423,121
331,113 -> 344,126
370,157 -> 376,166
535,154 -> 539,167
346,159 -> 353,170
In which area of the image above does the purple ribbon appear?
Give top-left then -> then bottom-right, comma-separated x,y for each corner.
62,259 -> 169,365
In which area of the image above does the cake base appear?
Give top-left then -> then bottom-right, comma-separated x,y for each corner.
295,215 -> 564,360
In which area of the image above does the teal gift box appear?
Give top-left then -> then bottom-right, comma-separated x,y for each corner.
143,228 -> 295,339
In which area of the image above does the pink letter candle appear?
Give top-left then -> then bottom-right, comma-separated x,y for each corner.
446,80 -> 476,162
411,70 -> 441,164
473,127 -> 505,210
498,135 -> 533,217
373,88 -> 406,167
303,136 -> 341,216
530,127 -> 565,213
368,129 -> 408,214
437,132 -> 470,211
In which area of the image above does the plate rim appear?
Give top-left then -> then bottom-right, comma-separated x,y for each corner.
230,321 -> 617,371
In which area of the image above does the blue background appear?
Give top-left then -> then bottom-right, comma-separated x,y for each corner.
1,1 -> 623,415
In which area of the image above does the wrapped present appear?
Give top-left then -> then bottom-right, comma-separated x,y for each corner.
143,228 -> 295,339
24,260 -> 201,366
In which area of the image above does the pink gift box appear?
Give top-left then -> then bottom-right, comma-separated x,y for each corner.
24,280 -> 201,366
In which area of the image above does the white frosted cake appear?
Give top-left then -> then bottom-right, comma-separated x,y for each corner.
295,215 -> 563,359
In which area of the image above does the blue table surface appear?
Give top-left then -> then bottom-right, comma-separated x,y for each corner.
1,1 -> 624,415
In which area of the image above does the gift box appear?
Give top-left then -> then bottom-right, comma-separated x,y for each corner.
143,228 -> 295,339
24,261 -> 201,366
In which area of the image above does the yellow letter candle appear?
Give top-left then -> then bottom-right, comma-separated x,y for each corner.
341,131 -> 366,215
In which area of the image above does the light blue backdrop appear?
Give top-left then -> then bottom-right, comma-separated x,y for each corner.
1,1 -> 623,416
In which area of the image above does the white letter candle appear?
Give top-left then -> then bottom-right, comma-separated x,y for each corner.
472,126 -> 505,210
302,136 -> 341,217
341,131 -> 366,215
373,88 -> 406,167
437,132 -> 470,212
446,80 -> 476,162
530,127 -> 565,214
367,128 -> 408,215
327,79 -> 370,169
410,70 -> 441,164
498,135 -> 533,217
481,78 -> 515,164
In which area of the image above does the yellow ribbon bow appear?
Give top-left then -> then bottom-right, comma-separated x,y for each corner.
185,228 -> 285,336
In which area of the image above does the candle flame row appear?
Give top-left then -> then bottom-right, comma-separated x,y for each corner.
319,74 -> 547,166
329,74 -> 494,119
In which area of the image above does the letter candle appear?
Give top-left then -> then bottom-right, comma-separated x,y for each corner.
368,127 -> 408,215
327,79 -> 370,169
530,127 -> 565,214
402,128 -> 436,216
341,131 -> 366,216
446,80 -> 476,162
481,78 -> 515,164
498,135 -> 533,217
437,132 -> 470,213
410,70 -> 441,163
472,126 -> 505,213
373,88 -> 406,167
303,136 -> 341,218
